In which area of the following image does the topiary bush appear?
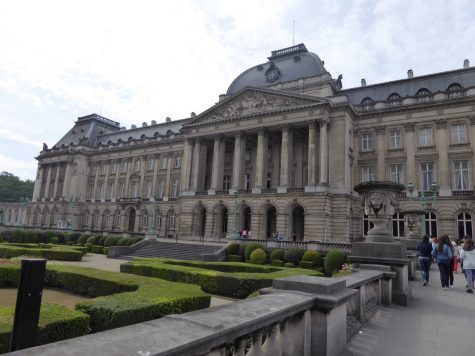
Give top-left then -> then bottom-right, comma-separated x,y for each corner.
67,232 -> 81,243
44,230 -> 55,242
90,245 -> 104,254
299,261 -> 314,270
0,244 -> 83,261
77,234 -> 90,245
98,236 -> 107,246
23,230 -> 38,243
250,248 -> 266,265
84,243 -> 92,252
49,237 -> 59,244
104,236 -> 121,247
301,250 -> 322,267
55,232 -> 65,244
87,236 -> 101,245
226,242 -> 241,256
117,238 -> 129,246
284,262 -> 294,268
284,248 -> 305,266
228,255 -> 242,262
270,248 -> 285,263
9,230 -> 24,243
324,250 -> 346,276
103,247 -> 109,255
37,231 -> 47,243
244,243 -> 265,261
271,260 -> 284,267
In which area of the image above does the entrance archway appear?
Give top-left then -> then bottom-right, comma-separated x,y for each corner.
215,204 -> 228,239
127,208 -> 136,232
193,204 -> 207,237
238,204 -> 252,231
291,205 -> 305,241
264,205 -> 277,238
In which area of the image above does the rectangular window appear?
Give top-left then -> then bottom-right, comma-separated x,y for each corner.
453,160 -> 470,190
174,155 -> 182,168
389,130 -> 401,149
97,182 -> 104,200
223,175 -> 231,190
157,180 -> 165,198
110,161 -> 117,174
134,158 -> 141,172
451,124 -> 466,143
121,161 -> 128,173
119,182 -> 126,197
147,158 -> 154,171
101,164 -> 107,175
131,181 -> 139,197
361,167 -> 375,182
419,127 -> 433,146
172,178 -> 179,197
107,183 -> 114,199
361,133 -> 373,151
245,148 -> 251,162
244,174 -> 251,189
145,180 -> 152,198
86,184 -> 94,199
421,162 -> 435,191
160,157 -> 167,170
390,164 -> 403,183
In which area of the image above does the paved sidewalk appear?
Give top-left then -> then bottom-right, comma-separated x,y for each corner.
349,265 -> 475,356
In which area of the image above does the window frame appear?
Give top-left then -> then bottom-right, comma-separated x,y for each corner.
453,160 -> 470,190
451,123 -> 467,143
389,130 -> 402,149
361,133 -> 373,151
361,166 -> 375,182
418,127 -> 433,146
389,163 -> 404,184
420,162 -> 435,191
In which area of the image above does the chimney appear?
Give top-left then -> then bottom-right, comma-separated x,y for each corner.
151,120 -> 156,125
131,124 -> 137,129
142,122 -> 148,127
464,59 -> 470,68
361,79 -> 366,87
219,94 -> 226,102
166,117 -> 171,123
190,112 -> 196,118
407,69 -> 413,78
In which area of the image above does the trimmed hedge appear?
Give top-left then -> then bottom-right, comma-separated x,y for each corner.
23,230 -> 38,243
90,245 -> 104,254
284,248 -> 305,266
67,232 -> 81,243
284,262 -> 294,268
226,243 -> 241,256
270,249 -> 285,263
250,249 -> 266,265
325,250 -> 346,276
271,260 -> 284,267
244,243 -> 265,261
0,304 -> 90,353
103,247 -> 110,255
9,230 -> 23,243
228,254 -> 242,262
121,258 -> 322,298
77,234 -> 90,245
87,236 -> 101,245
0,264 -> 210,334
299,261 -> 314,270
117,238 -> 129,246
0,244 -> 83,261
104,236 -> 121,247
301,250 -> 322,267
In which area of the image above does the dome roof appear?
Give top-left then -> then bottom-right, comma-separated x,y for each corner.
226,44 -> 327,95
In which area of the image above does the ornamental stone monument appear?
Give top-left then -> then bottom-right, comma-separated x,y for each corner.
401,206 -> 425,250
349,181 -> 411,305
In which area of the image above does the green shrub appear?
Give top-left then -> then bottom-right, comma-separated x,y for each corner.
103,247 -> 110,255
126,237 -> 144,246
44,230 -> 55,242
10,230 -> 23,243
250,248 -> 266,265
0,244 -> 83,261
49,237 -> 59,244
125,238 -> 136,246
284,262 -> 294,268
270,248 -> 285,263
299,261 -> 314,270
23,230 -> 38,243
67,232 -> 81,243
284,248 -> 305,266
226,243 -> 241,255
301,250 -> 322,267
228,254 -> 242,262
271,260 -> 284,267
87,236 -> 101,245
77,234 -> 90,245
37,231 -> 47,243
324,250 -> 346,276
90,245 -> 103,254
117,238 -> 129,246
104,236 -> 121,247
98,236 -> 107,246
244,243 -> 265,261
0,304 -> 90,353
0,235 -> 3,243
55,232 -> 65,244
84,243 -> 92,252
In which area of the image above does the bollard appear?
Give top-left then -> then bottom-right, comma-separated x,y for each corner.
10,258 -> 46,352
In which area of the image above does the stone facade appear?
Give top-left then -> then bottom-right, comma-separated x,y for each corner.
2,44 -> 475,242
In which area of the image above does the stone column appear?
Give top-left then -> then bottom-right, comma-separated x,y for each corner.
252,129 -> 267,194
43,166 -> 52,200
404,124 -> 416,195
103,161 -> 110,201
231,133 -> 245,193
113,161 -> 120,202
164,154 -> 173,200
139,156 -> 146,198
62,162 -> 72,198
33,166 -> 44,201
92,163 -> 100,201
52,165 -> 61,198
180,139 -> 193,192
306,121 -> 317,191
376,127 -> 386,180
151,155 -> 159,199
470,117 -> 475,186
278,125 -> 292,193
319,120 -> 329,186
124,159 -> 132,197
191,138 -> 201,192
436,119 -> 451,196
209,136 -> 222,195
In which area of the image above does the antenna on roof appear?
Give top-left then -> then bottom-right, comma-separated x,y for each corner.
292,19 -> 295,46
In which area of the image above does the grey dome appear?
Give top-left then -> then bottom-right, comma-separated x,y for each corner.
226,44 -> 327,95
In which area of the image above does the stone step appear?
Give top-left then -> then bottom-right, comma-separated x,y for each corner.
121,241 -> 222,261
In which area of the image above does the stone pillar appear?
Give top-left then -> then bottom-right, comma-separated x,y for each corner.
151,155 -> 159,199
181,139 -> 193,192
52,165 -> 61,198
306,121 -> 317,191
138,156 -> 146,198
92,163 -> 100,201
231,133 -> 245,192
62,162 -> 72,198
43,166 -> 52,200
253,129 -> 267,194
376,127 -> 386,180
113,161 -> 120,201
405,124 -> 416,194
191,138 -> 201,192
278,125 -> 292,193
471,117 -> 475,186
164,154 -> 173,200
319,120 -> 329,186
436,119 -> 451,196
209,136 -> 222,195
33,166 -> 44,201
124,159 -> 132,197
103,161 -> 110,201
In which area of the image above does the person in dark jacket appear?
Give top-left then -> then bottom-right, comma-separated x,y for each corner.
432,235 -> 453,289
418,235 -> 432,286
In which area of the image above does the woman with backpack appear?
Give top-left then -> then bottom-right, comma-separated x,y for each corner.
417,235 -> 432,286
459,238 -> 475,294
432,235 -> 453,289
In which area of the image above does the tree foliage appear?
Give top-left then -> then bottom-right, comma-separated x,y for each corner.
0,172 -> 34,202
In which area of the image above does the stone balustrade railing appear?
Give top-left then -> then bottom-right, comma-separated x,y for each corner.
12,270 -> 394,356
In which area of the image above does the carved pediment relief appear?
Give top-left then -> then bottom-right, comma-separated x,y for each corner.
187,88 -> 324,126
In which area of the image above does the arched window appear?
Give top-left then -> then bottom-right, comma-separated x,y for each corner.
415,88 -> 431,103
360,97 -> 375,111
387,93 -> 402,107
393,212 -> 405,238
362,214 -> 374,236
447,83 -> 464,99
425,212 -> 437,237
457,213 -> 472,239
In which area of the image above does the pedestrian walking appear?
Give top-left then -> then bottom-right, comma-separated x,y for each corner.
447,237 -> 455,287
432,234 -> 453,289
417,235 -> 432,286
452,241 -> 459,273
459,238 -> 475,294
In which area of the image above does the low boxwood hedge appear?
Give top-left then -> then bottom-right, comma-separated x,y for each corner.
121,258 -> 322,299
228,254 -> 242,262
0,304 -> 90,354
0,264 -> 210,334
90,245 -> 104,254
0,243 -> 83,261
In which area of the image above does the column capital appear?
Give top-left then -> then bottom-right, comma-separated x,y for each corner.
319,119 -> 330,128
257,127 -> 267,135
307,120 -> 318,128
436,119 -> 448,129
469,116 -> 475,126
375,126 -> 386,135
280,123 -> 291,131
404,123 -> 415,132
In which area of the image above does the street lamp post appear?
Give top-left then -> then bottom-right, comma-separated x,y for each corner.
406,182 -> 438,236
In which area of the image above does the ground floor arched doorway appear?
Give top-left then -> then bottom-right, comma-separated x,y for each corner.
193,205 -> 207,237
127,208 -> 136,232
264,205 -> 277,238
291,205 -> 305,241
238,204 -> 252,231
215,205 -> 228,239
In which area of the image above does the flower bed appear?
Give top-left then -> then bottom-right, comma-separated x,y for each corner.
121,258 -> 322,298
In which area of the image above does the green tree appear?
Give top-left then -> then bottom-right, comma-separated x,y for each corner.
0,172 -> 34,202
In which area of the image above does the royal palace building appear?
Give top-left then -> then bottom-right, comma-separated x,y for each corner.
2,43 -> 475,242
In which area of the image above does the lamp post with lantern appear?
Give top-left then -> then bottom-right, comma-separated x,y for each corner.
406,181 -> 438,237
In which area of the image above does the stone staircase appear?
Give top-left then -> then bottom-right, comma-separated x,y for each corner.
117,241 -> 223,261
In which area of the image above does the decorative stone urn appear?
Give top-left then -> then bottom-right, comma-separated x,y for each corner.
403,207 -> 425,240
354,181 -> 405,243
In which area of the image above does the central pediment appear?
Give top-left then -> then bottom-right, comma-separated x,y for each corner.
185,87 -> 327,127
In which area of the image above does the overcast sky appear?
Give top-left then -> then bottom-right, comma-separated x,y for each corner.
1,0 -> 474,181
